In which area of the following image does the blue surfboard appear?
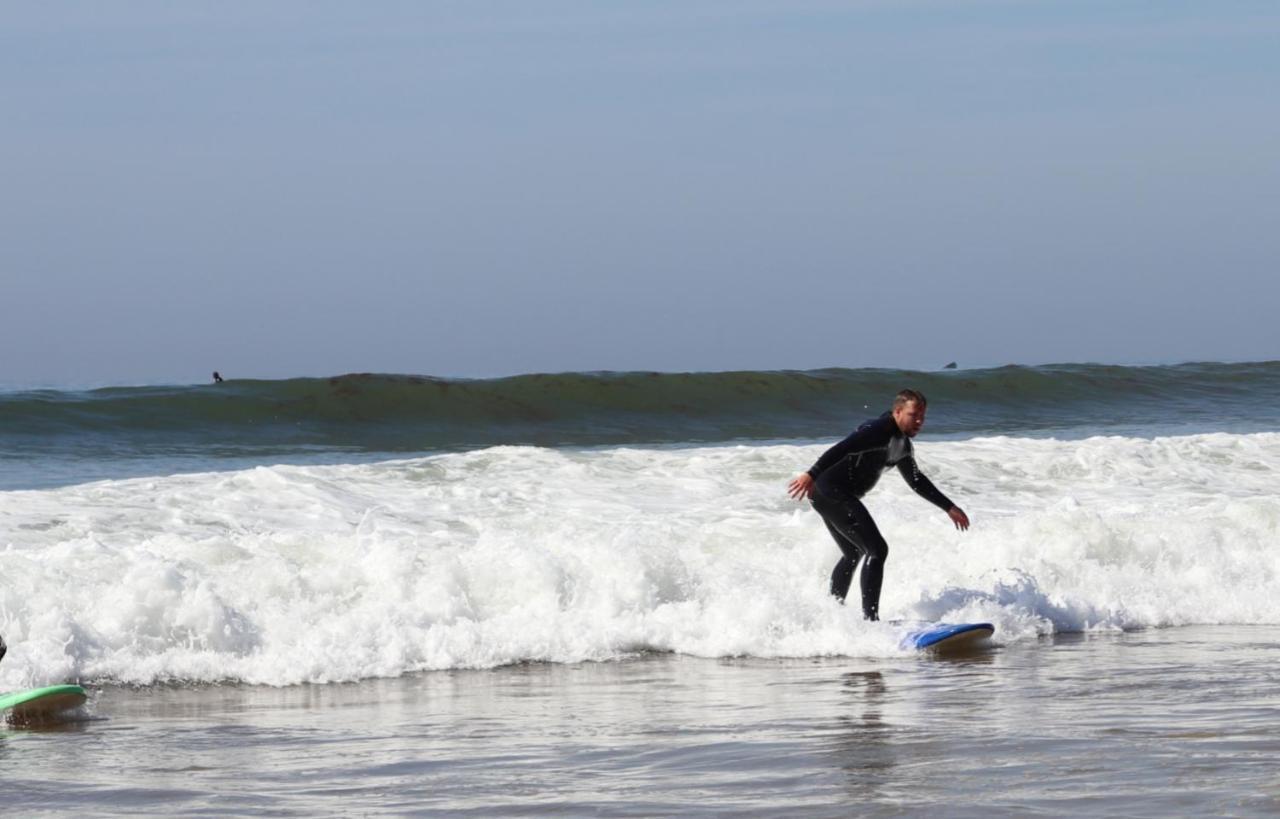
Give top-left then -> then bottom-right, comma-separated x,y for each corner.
901,622 -> 994,651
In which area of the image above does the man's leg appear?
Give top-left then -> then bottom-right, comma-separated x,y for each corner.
822,519 -> 864,602
856,511 -> 890,621
813,496 -> 890,620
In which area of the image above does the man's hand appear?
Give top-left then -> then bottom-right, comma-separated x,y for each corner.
947,506 -> 970,531
787,473 -> 815,500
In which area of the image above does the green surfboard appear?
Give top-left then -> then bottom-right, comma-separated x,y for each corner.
0,685 -> 88,722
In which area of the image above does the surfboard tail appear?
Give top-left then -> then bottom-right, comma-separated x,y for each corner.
1,685 -> 89,726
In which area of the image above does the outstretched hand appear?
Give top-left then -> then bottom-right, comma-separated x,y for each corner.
787,473 -> 814,500
948,506 -> 970,531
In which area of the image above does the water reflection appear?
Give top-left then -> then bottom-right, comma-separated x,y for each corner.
832,670 -> 896,801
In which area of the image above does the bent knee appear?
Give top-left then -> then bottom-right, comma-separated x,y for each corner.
864,538 -> 889,562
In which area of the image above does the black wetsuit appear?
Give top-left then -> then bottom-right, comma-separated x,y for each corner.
807,412 -> 954,620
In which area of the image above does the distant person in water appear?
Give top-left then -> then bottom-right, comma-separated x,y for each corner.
213,371 -> 224,383
787,389 -> 969,620
0,633 -> 6,665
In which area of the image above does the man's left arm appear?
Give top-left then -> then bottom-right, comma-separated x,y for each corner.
898,457 -> 970,531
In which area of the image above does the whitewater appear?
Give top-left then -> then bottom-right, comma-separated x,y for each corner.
3,431 -> 1277,689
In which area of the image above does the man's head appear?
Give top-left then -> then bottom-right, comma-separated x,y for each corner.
892,389 -> 927,438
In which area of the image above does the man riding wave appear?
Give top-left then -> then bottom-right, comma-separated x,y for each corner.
788,389 -> 969,620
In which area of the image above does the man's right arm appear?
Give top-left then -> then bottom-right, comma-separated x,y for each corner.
789,416 -> 888,501
806,418 -> 887,480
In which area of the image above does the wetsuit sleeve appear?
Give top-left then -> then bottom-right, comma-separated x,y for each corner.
898,456 -> 955,512
806,417 -> 890,479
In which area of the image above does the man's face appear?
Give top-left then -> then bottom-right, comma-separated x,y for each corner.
893,401 -> 926,438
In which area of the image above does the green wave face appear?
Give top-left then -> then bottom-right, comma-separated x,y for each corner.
2,361 -> 1279,460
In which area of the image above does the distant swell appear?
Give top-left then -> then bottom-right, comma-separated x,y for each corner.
3,361 -> 1280,459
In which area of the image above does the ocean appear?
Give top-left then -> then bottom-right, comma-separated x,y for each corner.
3,362 -> 1280,815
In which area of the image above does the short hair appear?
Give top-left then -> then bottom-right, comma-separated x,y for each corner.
894,389 -> 927,410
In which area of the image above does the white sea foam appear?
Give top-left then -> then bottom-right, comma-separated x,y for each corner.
2,432 -> 1278,686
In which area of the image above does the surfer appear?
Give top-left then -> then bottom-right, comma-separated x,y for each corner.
787,389 -> 969,620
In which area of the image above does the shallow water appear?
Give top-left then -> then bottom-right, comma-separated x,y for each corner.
5,625 -> 1280,816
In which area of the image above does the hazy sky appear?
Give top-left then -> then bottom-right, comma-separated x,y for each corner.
3,1 -> 1278,386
